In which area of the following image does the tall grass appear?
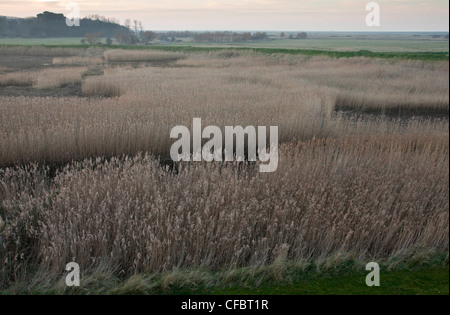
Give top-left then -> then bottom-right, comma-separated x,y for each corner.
0,46 -> 82,57
34,67 -> 86,89
82,76 -> 123,97
53,56 -> 104,66
2,54 -> 449,167
1,63 -> 338,166
0,67 -> 86,89
103,49 -> 185,62
0,72 -> 35,87
0,134 -> 448,286
0,50 -> 448,290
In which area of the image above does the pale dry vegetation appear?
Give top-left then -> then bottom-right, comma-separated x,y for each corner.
302,58 -> 450,115
103,49 -> 185,62
1,54 -> 448,167
53,56 -> 104,66
34,67 -> 87,89
0,46 -> 82,57
0,67 -> 86,89
0,50 -> 448,290
81,76 -> 123,97
0,134 -> 448,285
0,71 -> 35,87
0,67 -> 87,90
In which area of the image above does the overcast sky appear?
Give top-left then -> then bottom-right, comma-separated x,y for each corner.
1,0 -> 449,31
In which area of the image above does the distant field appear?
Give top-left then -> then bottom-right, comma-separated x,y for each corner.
1,44 -> 447,61
173,38 -> 450,53
0,37 -> 87,45
0,37 -> 448,53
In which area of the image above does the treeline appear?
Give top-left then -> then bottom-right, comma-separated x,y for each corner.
113,31 -> 270,45
193,32 -> 268,43
288,32 -> 308,39
0,11 -> 129,38
0,11 -> 309,45
115,31 -> 179,45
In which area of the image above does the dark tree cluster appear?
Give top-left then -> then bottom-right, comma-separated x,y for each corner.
288,32 -> 308,39
193,31 -> 267,43
165,31 -> 197,38
114,30 -> 139,45
0,11 -> 129,38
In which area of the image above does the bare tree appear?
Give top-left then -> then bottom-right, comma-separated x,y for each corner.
297,32 -> 308,39
85,32 -> 102,45
133,20 -> 138,36
142,31 -> 156,44
115,30 -> 139,45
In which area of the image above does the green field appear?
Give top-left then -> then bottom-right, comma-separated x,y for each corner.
4,265 -> 447,295
0,36 -> 448,53
173,38 -> 450,53
1,35 -> 448,61
209,268 -> 449,295
0,37 -> 87,46
1,43 -> 447,61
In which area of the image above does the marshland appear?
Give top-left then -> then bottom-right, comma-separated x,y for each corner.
0,45 -> 448,294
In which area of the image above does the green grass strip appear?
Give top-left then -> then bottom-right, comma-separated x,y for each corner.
207,267 -> 449,295
1,44 -> 449,61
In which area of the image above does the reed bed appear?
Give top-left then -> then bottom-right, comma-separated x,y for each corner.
34,67 -> 86,89
0,51 -> 448,289
103,49 -> 185,62
0,72 -> 35,87
81,76 -> 123,97
53,56 -> 104,66
2,54 -> 449,167
0,134 -> 448,285
0,67 -> 86,89
0,46 -> 83,57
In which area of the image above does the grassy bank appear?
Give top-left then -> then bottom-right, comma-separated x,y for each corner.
210,267 -> 449,295
2,251 -> 448,295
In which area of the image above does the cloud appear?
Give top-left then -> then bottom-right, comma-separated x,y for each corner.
1,0 -> 448,31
